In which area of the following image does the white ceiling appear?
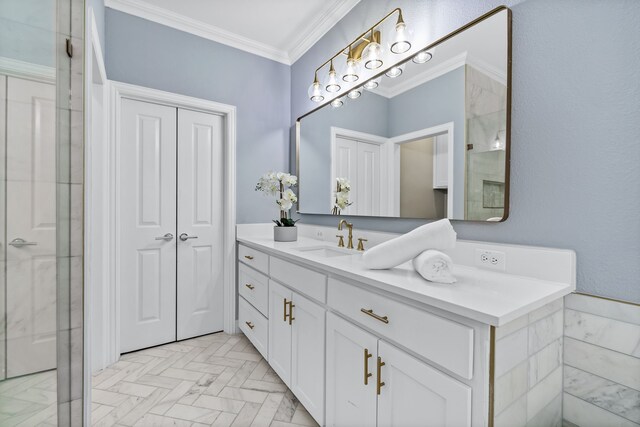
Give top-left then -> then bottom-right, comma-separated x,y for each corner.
104,0 -> 361,64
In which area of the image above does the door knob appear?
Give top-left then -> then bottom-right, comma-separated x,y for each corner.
179,233 -> 198,241
154,233 -> 174,241
9,238 -> 38,247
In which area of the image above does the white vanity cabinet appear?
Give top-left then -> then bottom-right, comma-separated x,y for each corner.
326,312 -> 471,427
267,268 -> 326,425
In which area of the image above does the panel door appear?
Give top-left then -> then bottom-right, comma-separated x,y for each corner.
325,313 -> 378,427
119,98 -> 177,353
5,77 -> 57,377
334,137 -> 357,215
290,292 -> 326,425
176,108 -> 224,340
433,133 -> 449,189
377,340 -> 472,427
356,141 -> 381,216
268,279 -> 292,386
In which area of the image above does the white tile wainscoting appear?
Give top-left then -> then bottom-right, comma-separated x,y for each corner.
493,299 -> 564,427
562,293 -> 640,427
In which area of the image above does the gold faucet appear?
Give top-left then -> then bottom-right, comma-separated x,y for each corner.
338,219 -> 354,249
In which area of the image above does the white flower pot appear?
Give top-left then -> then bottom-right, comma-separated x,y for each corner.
274,226 -> 297,242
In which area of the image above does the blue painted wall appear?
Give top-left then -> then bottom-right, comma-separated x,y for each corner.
89,0 -> 105,53
105,9 -> 291,224
291,0 -> 640,302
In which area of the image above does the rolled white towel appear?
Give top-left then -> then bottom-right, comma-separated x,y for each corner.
362,219 -> 457,269
412,250 -> 457,284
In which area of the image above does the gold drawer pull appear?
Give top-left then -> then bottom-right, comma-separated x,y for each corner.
244,255 -> 254,260
245,321 -> 254,329
364,348 -> 373,385
288,300 -> 295,325
377,356 -> 386,395
360,308 -> 389,324
283,298 -> 288,322
245,283 -> 255,290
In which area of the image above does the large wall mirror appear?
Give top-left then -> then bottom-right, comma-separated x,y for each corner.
297,7 -> 511,221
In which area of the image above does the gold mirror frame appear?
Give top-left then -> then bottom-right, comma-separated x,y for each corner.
295,6 -> 512,222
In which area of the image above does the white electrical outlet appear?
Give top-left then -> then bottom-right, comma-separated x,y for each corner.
475,249 -> 506,271
315,229 -> 325,240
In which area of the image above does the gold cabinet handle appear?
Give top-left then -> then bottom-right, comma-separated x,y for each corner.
377,356 -> 386,395
245,321 -> 254,329
288,300 -> 295,325
244,255 -> 254,260
245,283 -> 255,290
283,298 -> 289,322
360,308 -> 389,324
364,348 -> 373,385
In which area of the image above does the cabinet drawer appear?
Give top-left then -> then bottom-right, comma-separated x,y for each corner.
238,244 -> 269,274
328,278 -> 474,379
239,297 -> 268,359
238,263 -> 269,317
270,257 -> 327,303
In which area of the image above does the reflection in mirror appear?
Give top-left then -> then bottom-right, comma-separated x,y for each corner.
297,8 -> 510,221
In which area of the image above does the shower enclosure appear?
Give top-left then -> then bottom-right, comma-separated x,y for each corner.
0,0 -> 84,424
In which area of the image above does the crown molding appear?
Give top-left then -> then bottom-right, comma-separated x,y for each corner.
105,0 -> 290,64
372,52 -> 468,99
105,0 -> 361,66
466,53 -> 507,86
287,0 -> 361,64
0,56 -> 56,83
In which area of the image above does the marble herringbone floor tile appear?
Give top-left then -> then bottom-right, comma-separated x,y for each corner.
91,333 -> 320,427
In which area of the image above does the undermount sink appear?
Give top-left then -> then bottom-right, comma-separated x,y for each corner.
296,245 -> 354,258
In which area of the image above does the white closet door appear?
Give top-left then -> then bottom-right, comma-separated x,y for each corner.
5,77 -> 57,377
176,108 -> 224,339
119,98 -> 177,353
334,137 -> 357,215
357,142 -> 381,216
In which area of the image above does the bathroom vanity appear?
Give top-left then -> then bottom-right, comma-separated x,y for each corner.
235,224 -> 575,427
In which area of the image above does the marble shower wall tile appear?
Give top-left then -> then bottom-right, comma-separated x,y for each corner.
562,293 -> 640,427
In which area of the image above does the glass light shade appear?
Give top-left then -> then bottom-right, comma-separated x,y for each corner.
385,64 -> 404,78
363,77 -> 381,90
308,81 -> 324,102
390,22 -> 411,54
347,88 -> 362,99
342,58 -> 360,82
325,69 -> 341,93
490,133 -> 505,151
330,97 -> 344,108
363,42 -> 383,69
413,49 -> 433,64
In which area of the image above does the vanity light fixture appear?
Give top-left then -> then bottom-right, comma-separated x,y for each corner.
390,10 -> 411,54
330,97 -> 344,108
363,76 -> 381,90
325,60 -> 341,93
385,64 -> 404,78
307,72 -> 324,102
490,130 -> 506,151
413,49 -> 433,64
347,87 -> 362,99
307,8 -> 412,103
343,46 -> 360,82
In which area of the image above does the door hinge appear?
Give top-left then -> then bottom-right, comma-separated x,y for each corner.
66,38 -> 73,58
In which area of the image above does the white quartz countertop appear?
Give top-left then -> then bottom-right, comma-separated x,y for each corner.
237,234 -> 575,326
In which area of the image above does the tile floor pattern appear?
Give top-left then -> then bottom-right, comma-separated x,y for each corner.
0,370 -> 58,426
91,333 -> 320,427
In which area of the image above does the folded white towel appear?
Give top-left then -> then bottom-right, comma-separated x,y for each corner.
412,250 -> 457,284
362,219 -> 457,269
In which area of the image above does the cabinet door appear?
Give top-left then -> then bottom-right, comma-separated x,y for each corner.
377,340 -> 471,427
326,313 -> 378,427
291,292 -> 325,425
268,280 -> 292,385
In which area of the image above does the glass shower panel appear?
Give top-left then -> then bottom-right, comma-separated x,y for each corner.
0,0 -> 81,424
